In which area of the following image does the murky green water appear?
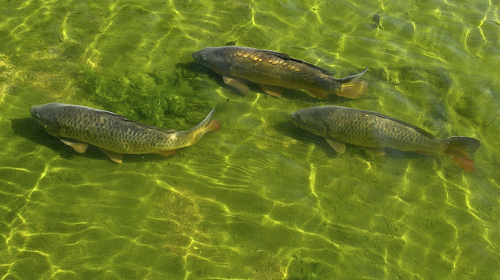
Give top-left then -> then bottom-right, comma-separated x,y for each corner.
1,0 -> 500,279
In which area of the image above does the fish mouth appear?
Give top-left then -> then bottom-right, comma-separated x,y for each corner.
192,49 -> 213,66
290,111 -> 309,130
290,112 -> 302,126
30,106 -> 39,119
192,51 -> 204,62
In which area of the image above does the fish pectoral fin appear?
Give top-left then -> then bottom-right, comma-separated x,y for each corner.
59,138 -> 89,153
99,148 -> 123,164
223,76 -> 249,95
154,150 -> 176,157
325,139 -> 346,154
259,84 -> 283,97
362,147 -> 386,157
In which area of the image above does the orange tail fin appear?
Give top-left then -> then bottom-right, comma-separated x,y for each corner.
444,137 -> 481,172
337,80 -> 368,98
207,120 -> 221,132
335,67 -> 368,99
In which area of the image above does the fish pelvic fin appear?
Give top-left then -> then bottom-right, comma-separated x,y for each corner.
444,136 -> 481,172
362,147 -> 386,157
99,148 -> 123,164
259,84 -> 283,98
325,139 -> 346,154
223,76 -> 249,95
59,138 -> 89,154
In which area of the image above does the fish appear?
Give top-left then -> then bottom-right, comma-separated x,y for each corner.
192,46 -> 368,99
290,106 -> 481,172
30,103 -> 221,163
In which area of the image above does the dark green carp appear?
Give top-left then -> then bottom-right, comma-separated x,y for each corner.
192,46 -> 367,99
291,106 -> 481,172
30,103 -> 221,163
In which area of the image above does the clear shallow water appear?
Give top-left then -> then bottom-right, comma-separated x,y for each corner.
1,0 -> 500,279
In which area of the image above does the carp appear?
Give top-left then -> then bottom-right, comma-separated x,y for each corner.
31,103 -> 220,163
291,106 -> 481,172
193,46 -> 367,99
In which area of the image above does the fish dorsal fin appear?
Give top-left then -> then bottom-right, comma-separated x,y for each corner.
133,122 -> 172,132
361,109 -> 436,138
72,105 -> 134,123
132,123 -> 180,134
80,106 -> 177,133
102,111 -> 174,133
72,105 -> 132,124
97,109 -> 121,117
85,107 -> 125,119
261,49 -> 291,59
261,49 -> 333,76
161,129 -> 178,133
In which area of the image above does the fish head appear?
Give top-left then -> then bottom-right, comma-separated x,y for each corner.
30,103 -> 63,132
192,47 -> 230,74
290,108 -> 327,137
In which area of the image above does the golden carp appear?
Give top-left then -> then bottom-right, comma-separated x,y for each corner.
192,46 -> 367,99
31,103 -> 221,163
291,106 -> 481,172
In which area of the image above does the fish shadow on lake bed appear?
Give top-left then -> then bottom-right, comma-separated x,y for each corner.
11,118 -> 170,163
12,118 -> 90,160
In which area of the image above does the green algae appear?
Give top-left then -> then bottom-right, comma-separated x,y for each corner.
0,0 -> 499,279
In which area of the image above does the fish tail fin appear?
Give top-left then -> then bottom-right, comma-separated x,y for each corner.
444,136 -> 481,172
185,107 -> 221,145
191,107 -> 220,132
335,67 -> 368,99
206,120 -> 221,132
337,80 -> 368,98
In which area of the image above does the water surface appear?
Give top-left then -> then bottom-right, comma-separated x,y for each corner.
1,0 -> 499,279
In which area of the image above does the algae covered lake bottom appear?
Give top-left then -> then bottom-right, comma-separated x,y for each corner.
1,0 -> 500,279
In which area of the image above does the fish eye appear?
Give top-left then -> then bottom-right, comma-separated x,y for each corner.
294,114 -> 306,124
